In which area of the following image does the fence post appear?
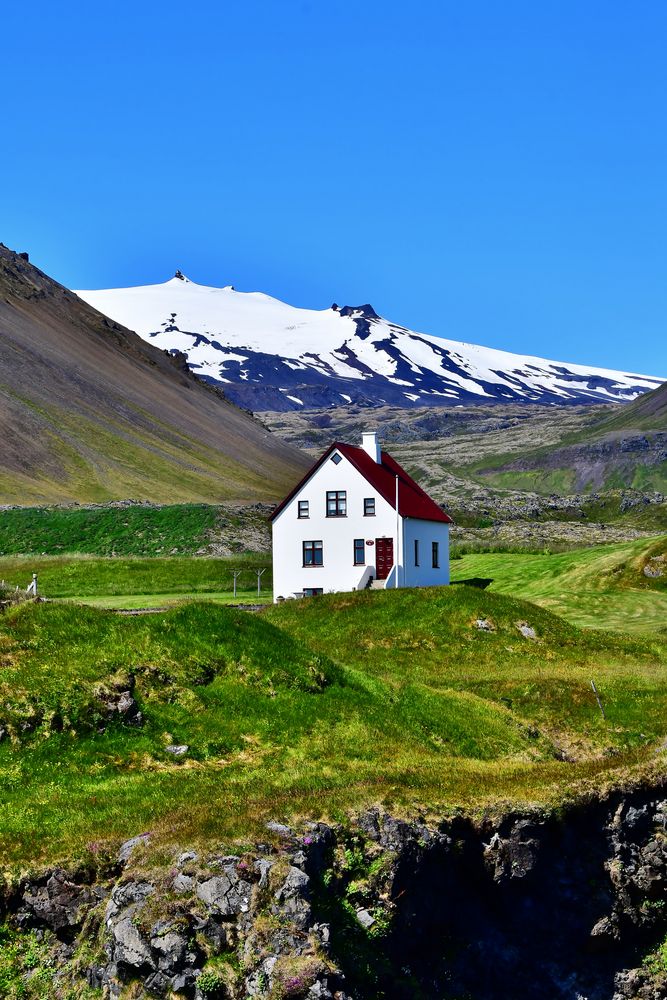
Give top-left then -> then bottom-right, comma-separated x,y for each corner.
256,568 -> 266,596
590,680 -> 606,719
232,569 -> 242,598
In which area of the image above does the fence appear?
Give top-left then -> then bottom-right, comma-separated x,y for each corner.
0,573 -> 38,605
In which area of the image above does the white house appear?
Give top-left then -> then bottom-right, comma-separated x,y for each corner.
270,432 -> 452,601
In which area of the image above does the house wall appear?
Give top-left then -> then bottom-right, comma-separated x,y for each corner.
401,518 -> 450,588
272,450 -> 396,600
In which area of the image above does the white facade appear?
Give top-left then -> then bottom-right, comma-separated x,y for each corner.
271,434 -> 450,601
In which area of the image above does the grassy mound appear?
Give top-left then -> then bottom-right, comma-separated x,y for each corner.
267,585 -> 667,754
609,536 -> 667,592
0,585 -> 663,870
0,602 -> 332,734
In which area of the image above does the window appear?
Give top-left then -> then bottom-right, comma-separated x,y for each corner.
414,539 -> 420,566
326,490 -> 347,517
303,588 -> 323,597
303,540 -> 323,566
330,453 -> 342,465
353,538 -> 365,565
298,500 -> 309,519
364,497 -> 375,516
432,541 -> 440,569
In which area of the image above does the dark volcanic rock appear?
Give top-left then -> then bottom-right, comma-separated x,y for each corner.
5,788 -> 667,1000
17,869 -> 97,938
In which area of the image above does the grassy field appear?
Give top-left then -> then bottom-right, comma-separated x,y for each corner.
0,554 -> 272,607
451,535 -> 667,633
0,583 -> 666,871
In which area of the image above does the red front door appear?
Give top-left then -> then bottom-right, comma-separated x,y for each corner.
375,537 -> 394,580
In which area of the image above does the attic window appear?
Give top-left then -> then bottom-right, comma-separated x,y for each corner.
331,453 -> 342,465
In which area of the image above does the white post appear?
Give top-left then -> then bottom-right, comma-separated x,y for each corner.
256,568 -> 266,595
395,474 -> 399,589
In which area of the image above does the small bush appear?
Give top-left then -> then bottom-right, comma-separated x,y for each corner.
198,968 -> 226,995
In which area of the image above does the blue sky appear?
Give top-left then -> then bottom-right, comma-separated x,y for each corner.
1,1 -> 665,375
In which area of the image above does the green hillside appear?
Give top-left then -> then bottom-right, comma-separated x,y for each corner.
458,382 -> 667,495
1,586 -> 665,871
591,380 -> 667,433
0,504 -> 217,556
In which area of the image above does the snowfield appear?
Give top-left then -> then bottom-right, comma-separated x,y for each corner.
76,274 -> 664,411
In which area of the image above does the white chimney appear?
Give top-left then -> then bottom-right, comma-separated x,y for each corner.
361,431 -> 381,463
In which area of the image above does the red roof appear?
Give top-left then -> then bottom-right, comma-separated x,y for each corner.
269,441 -> 452,523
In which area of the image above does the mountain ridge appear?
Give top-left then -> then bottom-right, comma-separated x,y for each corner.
0,246 -> 308,504
76,274 -> 664,412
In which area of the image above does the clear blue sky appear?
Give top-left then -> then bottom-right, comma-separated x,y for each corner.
1,1 -> 665,375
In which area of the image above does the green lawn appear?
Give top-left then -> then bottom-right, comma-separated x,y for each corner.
65,590 -> 270,609
450,535 -> 667,633
0,554 -> 271,606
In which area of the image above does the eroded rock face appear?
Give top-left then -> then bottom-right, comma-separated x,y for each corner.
16,869 -> 102,939
196,868 -> 253,916
4,790 -> 667,1000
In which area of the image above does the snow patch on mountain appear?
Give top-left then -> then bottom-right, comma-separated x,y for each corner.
75,275 -> 664,411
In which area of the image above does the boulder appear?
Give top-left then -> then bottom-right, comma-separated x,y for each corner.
149,921 -> 189,972
118,833 -> 151,864
197,871 -> 252,916
18,869 -> 95,937
111,915 -> 155,972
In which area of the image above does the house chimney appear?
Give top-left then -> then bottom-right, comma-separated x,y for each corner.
361,431 -> 381,463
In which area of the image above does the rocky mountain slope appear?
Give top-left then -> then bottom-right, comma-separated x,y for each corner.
465,380 -> 667,495
0,247 -> 308,504
592,379 -> 667,433
262,401 -> 667,541
75,273 -> 663,412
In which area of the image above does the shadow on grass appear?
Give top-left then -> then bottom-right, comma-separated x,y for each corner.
451,577 -> 494,590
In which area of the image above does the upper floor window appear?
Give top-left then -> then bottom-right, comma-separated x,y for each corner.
303,540 -> 323,566
364,497 -> 376,516
414,539 -> 420,566
326,490 -> 347,517
432,541 -> 440,569
353,538 -> 365,565
298,500 -> 309,519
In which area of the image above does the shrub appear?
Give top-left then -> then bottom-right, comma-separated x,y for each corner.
197,968 -> 226,995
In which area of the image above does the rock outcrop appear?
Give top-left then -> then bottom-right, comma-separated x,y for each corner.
3,785 -> 667,999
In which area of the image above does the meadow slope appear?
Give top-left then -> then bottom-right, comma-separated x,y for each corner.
451,536 -> 667,633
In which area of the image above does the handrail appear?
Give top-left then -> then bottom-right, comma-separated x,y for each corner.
354,566 -> 374,591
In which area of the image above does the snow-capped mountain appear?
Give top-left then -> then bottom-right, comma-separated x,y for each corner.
75,273 -> 664,412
